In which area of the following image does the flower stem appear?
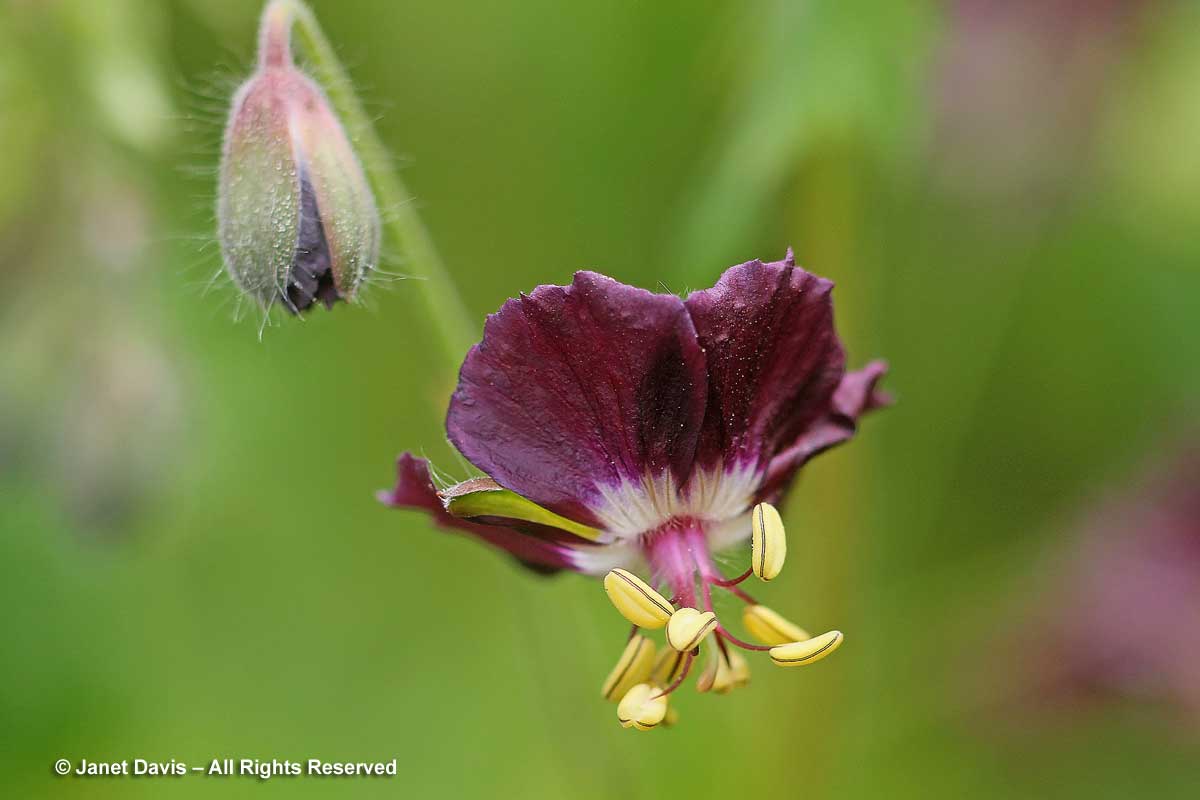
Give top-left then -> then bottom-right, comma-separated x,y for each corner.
267,0 -> 476,366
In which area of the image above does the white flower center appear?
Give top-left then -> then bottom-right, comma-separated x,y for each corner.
589,462 -> 761,540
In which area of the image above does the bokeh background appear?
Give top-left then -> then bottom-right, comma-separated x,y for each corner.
3,0 -> 1199,797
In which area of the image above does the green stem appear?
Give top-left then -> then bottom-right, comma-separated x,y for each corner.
267,0 -> 477,364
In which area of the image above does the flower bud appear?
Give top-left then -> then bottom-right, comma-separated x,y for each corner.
218,3 -> 378,314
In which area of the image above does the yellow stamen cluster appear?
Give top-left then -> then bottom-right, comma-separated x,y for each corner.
598,501 -> 846,730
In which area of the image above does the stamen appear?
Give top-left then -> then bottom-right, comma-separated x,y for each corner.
743,604 -> 811,646
751,502 -> 787,581
720,580 -> 759,605
601,634 -> 657,701
604,569 -> 675,629
696,643 -> 735,694
617,683 -> 669,731
651,647 -> 688,686
713,624 -> 773,652
665,607 -> 717,652
652,651 -> 696,699
698,558 -> 759,605
709,567 -> 753,587
726,646 -> 751,687
711,632 -> 750,688
769,631 -> 844,667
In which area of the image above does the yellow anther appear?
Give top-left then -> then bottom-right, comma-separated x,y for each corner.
651,647 -> 687,686
603,569 -> 674,629
696,646 -> 735,694
768,631 -> 844,667
751,502 -> 787,581
727,647 -> 751,688
601,635 -> 656,702
742,604 -> 810,646
665,607 -> 717,652
616,683 -> 668,731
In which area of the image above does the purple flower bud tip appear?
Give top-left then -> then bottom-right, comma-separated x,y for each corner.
217,3 -> 379,315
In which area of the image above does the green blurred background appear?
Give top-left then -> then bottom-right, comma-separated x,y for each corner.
3,0 -> 1199,797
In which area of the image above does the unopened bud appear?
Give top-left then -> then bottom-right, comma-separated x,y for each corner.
218,2 -> 379,314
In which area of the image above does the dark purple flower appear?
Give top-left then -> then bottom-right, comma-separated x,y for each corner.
380,253 -> 887,727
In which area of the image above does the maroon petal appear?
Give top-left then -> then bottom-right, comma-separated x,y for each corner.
684,254 -> 847,475
377,453 -> 582,573
757,360 -> 890,501
446,272 -> 708,524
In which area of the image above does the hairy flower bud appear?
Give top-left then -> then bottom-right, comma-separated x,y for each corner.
218,2 -> 378,314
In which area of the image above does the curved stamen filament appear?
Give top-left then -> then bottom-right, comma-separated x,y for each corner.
718,580 -> 758,605
713,630 -> 732,661
713,624 -> 773,652
682,526 -> 760,604
708,567 -> 753,587
652,651 -> 695,699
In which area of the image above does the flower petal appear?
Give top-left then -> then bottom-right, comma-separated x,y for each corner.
684,254 -> 846,473
378,453 -> 586,573
757,360 -> 890,501
447,271 -> 708,525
